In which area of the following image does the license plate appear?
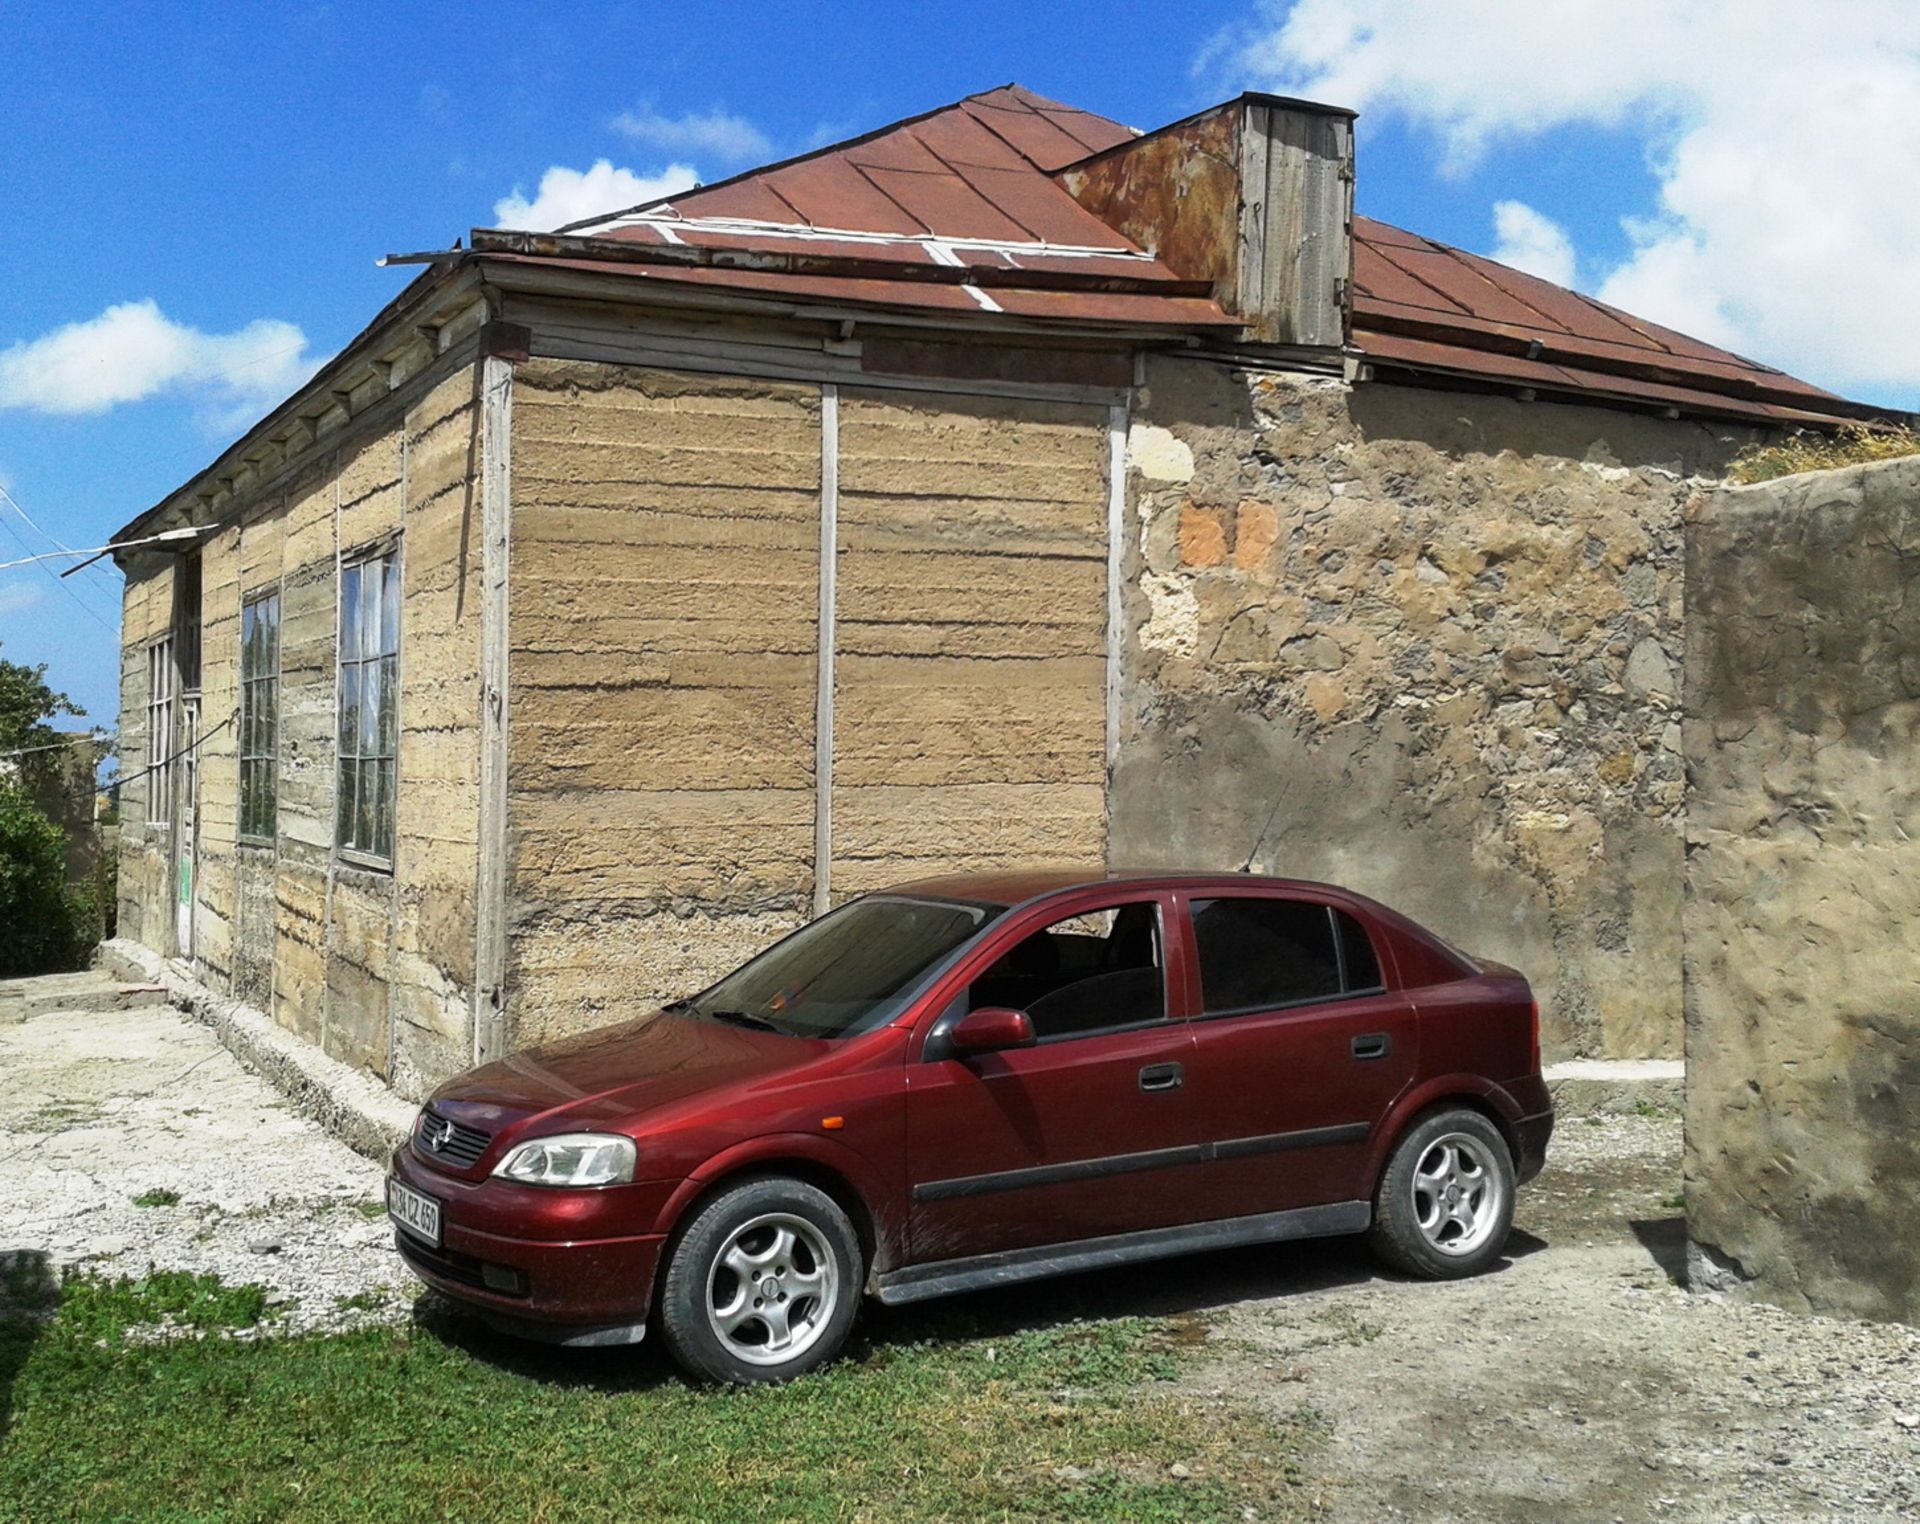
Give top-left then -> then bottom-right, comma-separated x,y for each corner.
387,1177 -> 442,1248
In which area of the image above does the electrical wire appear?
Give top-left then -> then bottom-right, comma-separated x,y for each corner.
0,732 -> 112,761
0,512 -> 117,631
0,480 -> 118,588
0,526 -> 205,574
110,714 -> 233,792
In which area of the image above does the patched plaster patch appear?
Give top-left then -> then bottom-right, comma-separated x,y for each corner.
1139,573 -> 1200,659
1127,423 -> 1193,486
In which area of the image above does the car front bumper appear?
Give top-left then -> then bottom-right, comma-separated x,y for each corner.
388,1142 -> 670,1341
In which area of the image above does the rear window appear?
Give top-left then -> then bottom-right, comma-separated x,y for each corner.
1191,898 -> 1384,1015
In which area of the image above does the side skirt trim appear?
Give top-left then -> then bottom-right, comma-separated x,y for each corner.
912,1121 -> 1371,1203
874,1199 -> 1371,1306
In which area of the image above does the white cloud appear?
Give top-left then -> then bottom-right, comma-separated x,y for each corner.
1490,200 -> 1576,287
1226,0 -> 1920,399
0,300 -> 314,417
492,159 -> 699,232
611,105 -> 770,163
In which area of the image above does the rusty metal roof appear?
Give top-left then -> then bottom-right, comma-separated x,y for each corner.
534,84 -> 1230,332
474,84 -> 1870,422
1349,216 -> 1863,424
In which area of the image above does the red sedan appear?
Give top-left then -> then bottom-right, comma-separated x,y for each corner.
388,870 -> 1552,1383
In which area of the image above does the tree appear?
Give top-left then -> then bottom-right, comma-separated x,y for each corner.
0,653 -> 82,789
0,646 -> 94,977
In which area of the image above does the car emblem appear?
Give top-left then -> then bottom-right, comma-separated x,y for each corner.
424,1115 -> 454,1152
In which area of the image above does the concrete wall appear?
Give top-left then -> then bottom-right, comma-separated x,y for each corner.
1683,456 -> 1920,1324
116,364 -> 483,1097
832,388 -> 1108,892
1113,356 -> 1756,1059
506,362 -> 822,1045
504,363 -> 1113,1044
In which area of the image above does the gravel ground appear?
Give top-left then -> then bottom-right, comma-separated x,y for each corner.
1183,1115 -> 1920,1523
0,999 -> 407,1335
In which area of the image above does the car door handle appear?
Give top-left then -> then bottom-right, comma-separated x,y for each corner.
1351,1033 -> 1390,1061
1138,1062 -> 1184,1092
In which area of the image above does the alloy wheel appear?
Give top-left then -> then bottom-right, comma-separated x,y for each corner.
703,1211 -> 841,1367
1410,1131 -> 1507,1257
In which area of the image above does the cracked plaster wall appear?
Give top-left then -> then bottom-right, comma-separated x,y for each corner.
1683,456 -> 1920,1325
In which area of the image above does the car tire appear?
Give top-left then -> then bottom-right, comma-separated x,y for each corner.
657,1175 -> 864,1385
1367,1107 -> 1515,1279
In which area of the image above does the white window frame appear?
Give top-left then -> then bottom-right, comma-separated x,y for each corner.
145,636 -> 175,833
239,589 -> 281,845
335,547 -> 399,868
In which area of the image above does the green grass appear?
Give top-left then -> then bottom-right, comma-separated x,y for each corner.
0,1276 -> 1317,1523
131,1189 -> 182,1209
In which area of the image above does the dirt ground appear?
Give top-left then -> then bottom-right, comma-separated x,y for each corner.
5,993 -> 1918,1521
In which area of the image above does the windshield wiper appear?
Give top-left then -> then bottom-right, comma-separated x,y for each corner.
701,1007 -> 794,1036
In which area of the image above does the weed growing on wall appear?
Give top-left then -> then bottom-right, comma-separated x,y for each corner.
1732,423 -> 1920,483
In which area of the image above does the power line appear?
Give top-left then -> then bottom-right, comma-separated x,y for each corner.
0,525 -> 204,574
111,713 -> 232,792
0,732 -> 112,761
0,480 -> 117,588
0,511 -> 116,632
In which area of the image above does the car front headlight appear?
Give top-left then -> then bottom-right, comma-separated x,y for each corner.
491,1133 -> 636,1187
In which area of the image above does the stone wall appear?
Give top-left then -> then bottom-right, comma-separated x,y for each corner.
1683,456 -> 1920,1325
115,364 -> 483,1097
1113,355 -> 1757,1058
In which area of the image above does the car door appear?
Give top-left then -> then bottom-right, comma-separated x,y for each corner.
1177,891 -> 1417,1216
902,894 -> 1203,1264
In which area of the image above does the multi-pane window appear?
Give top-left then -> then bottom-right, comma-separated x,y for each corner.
145,637 -> 175,830
337,551 -> 398,862
239,592 -> 281,842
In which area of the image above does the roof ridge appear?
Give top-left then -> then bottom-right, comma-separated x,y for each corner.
554,85 -> 1034,235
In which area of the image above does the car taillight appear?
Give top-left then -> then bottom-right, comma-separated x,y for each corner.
1528,996 -> 1542,1073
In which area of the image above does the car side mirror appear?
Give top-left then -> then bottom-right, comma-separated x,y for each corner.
947,1006 -> 1036,1056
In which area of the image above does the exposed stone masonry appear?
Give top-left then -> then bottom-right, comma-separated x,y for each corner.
1112,355 -> 1759,1058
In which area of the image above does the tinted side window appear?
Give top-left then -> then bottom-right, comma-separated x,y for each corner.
967,902 -> 1165,1042
1192,898 -> 1342,1013
1337,910 -> 1382,991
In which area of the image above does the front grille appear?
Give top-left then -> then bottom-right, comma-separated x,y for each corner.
412,1108 -> 491,1169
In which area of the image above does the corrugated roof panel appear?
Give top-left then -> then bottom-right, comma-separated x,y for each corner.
1373,244 -> 1562,330
946,162 -> 1144,248
961,96 -> 1101,170
857,166 -> 1036,242
1353,240 -> 1469,314
656,179 -> 801,225
756,156 -> 929,234
905,108 -> 1034,171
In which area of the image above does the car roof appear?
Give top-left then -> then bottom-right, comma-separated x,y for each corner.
885,866 -> 1361,909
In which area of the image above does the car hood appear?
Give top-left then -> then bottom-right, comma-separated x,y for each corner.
429,1009 -> 835,1138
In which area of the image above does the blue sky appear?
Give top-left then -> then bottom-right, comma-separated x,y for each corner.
3,1 -> 1915,732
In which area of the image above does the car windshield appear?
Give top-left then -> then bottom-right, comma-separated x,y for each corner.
675,895 -> 1002,1039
